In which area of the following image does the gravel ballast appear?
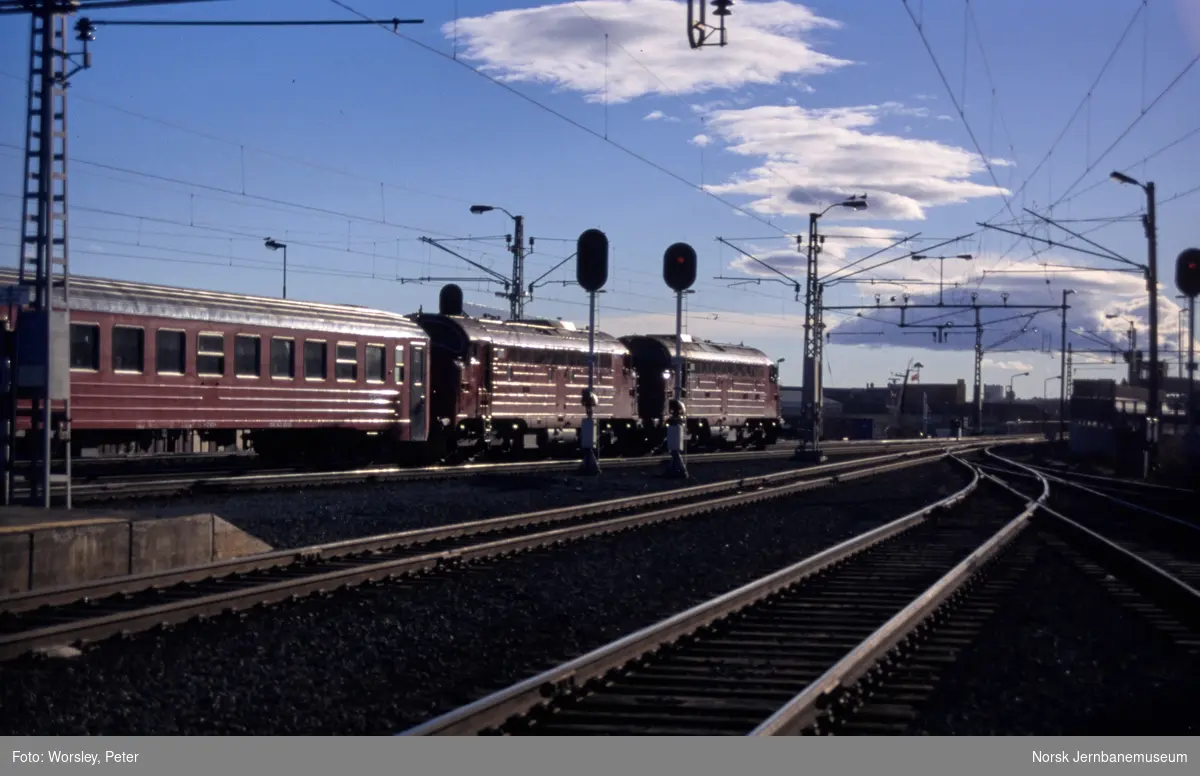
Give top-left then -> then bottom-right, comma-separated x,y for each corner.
1,459 -> 971,735
904,537 -> 1200,735
93,453 -> 887,549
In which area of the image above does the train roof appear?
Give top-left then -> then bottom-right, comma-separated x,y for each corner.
0,268 -> 428,340
619,334 -> 773,366
417,314 -> 630,356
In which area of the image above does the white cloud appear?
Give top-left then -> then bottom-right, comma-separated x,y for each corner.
701,103 -> 1012,220
822,259 -> 1191,355
936,114 -> 954,121
690,133 -> 712,147
443,0 -> 852,104
644,110 -> 666,120
983,358 -> 1034,371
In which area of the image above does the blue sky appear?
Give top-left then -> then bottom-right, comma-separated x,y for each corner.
2,0 -> 1198,398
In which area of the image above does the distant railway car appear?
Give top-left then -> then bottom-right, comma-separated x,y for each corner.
416,292 -> 637,454
0,269 -> 431,463
620,334 -> 781,449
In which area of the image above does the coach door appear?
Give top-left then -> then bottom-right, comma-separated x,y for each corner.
410,344 -> 427,441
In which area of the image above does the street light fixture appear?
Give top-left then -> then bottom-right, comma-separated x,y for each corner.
264,238 -> 288,299
1045,375 -> 1061,399
1110,169 -> 1160,474
1008,371 -> 1030,402
470,204 -> 525,320
797,194 -> 868,463
911,253 -> 974,305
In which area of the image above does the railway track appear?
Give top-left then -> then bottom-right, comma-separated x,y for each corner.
0,441 -> 999,662
402,449 -> 1200,736
401,455 -> 1036,735
982,450 -> 1200,591
10,435 -> 1037,503
820,453 -> 1200,735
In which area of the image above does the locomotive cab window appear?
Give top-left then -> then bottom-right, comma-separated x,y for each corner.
69,323 -> 100,371
112,326 -> 144,373
197,333 -> 226,376
304,340 -> 327,380
412,344 -> 425,385
235,335 -> 261,378
393,345 -> 405,383
366,344 -> 385,383
335,343 -> 358,382
270,338 -> 295,379
156,330 -> 186,375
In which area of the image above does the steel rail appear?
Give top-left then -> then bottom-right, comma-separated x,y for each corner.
0,446 -> 958,614
983,450 -> 1199,534
10,435 -> 1041,502
988,450 -> 1200,629
400,456 -> 986,736
749,457 -> 1050,734
0,444 -> 985,661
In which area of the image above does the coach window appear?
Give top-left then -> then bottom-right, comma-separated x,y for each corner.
235,335 -> 261,378
335,343 -> 358,382
366,344 -> 385,383
393,345 -> 405,383
197,333 -> 226,376
156,330 -> 186,375
69,323 -> 100,371
304,340 -> 327,380
270,338 -> 295,379
111,326 -> 144,373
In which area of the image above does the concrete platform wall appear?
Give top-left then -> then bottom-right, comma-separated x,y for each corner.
0,514 -> 271,595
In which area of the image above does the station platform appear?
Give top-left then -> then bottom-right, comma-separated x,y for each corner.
0,504 -> 272,596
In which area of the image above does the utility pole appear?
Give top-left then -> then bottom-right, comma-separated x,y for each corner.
1111,172 -> 1160,475
1060,289 -> 1075,441
469,205 -> 528,320
512,216 -> 525,321
973,305 -> 983,434
796,195 -> 868,463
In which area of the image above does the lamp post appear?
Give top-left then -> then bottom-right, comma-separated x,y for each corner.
1060,289 -> 1075,440
264,238 -> 287,299
911,253 -> 973,305
797,194 -> 868,463
1044,375 -> 1060,400
1110,171 -> 1160,474
1008,371 -> 1029,402
470,204 -> 526,321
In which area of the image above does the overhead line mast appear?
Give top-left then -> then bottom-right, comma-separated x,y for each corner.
0,0 -> 424,509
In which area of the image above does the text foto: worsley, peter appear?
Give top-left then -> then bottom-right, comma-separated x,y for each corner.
1033,750 -> 1188,764
13,751 -> 140,765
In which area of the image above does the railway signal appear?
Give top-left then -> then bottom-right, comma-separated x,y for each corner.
439,284 -> 464,317
1177,248 -> 1200,298
577,229 -> 610,476
663,243 -> 698,293
663,243 -> 698,478
576,229 -> 609,293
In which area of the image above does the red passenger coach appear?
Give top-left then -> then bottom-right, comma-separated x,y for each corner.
620,334 -> 781,449
416,310 -> 637,454
0,270 -> 431,463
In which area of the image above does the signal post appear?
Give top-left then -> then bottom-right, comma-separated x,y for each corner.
576,229 -> 610,475
663,243 -> 698,479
